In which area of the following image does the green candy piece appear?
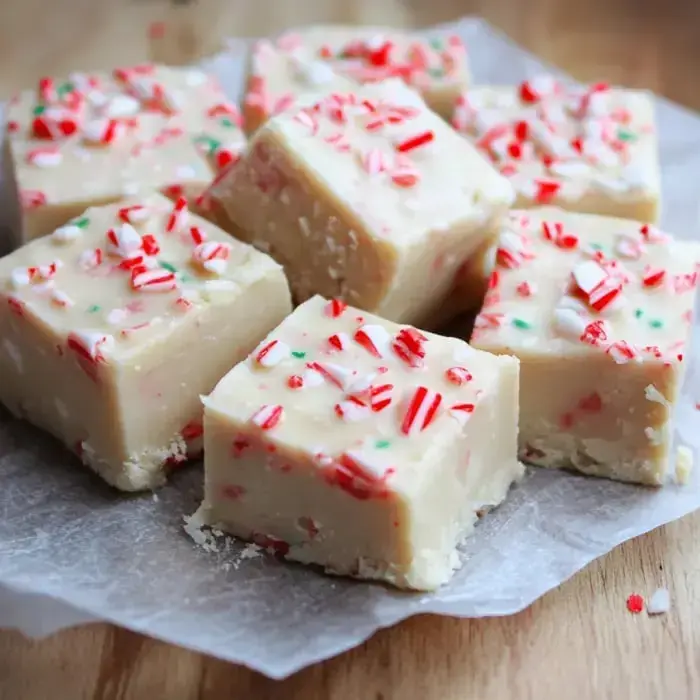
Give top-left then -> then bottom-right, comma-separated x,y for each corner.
220,118 -> 236,129
375,439 -> 391,449
429,38 -> 444,51
193,134 -> 221,154
649,319 -> 664,329
634,309 -> 644,319
159,261 -> 178,273
590,243 -> 604,251
32,105 -> 46,116
72,216 -> 90,229
56,81 -> 74,97
512,318 -> 531,330
291,350 -> 306,359
87,304 -> 101,313
617,129 -> 637,142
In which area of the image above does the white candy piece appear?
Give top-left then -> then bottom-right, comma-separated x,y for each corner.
646,587 -> 670,615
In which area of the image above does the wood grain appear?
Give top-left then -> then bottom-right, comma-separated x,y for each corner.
1,1 -> 700,698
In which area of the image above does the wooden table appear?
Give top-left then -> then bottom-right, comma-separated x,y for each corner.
1,0 -> 699,697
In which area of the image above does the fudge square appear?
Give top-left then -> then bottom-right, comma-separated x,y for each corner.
199,295 -> 523,590
244,26 -> 470,132
243,36 -> 355,134
0,192 -> 291,491
213,79 -> 514,328
452,77 -> 660,222
5,64 -> 246,244
470,207 -> 700,485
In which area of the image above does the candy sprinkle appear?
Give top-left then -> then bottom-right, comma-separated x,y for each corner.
324,298 -> 348,318
445,366 -> 472,385
449,402 -> 475,425
354,324 -> 390,358
254,339 -> 290,368
251,404 -> 284,430
395,130 -> 435,153
165,196 -> 189,233
67,331 -> 113,363
401,386 -> 442,435
392,328 -> 427,368
118,205 -> 149,224
626,593 -> 644,614
646,587 -> 670,615
192,241 -> 231,275
131,268 -> 178,292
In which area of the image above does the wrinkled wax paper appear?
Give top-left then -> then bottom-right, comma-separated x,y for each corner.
1,18 -> 700,680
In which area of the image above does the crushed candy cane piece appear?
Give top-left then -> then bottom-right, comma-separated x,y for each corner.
646,587 -> 670,615
251,404 -> 284,430
253,339 -> 290,368
626,593 -> 644,614
401,386 -> 442,435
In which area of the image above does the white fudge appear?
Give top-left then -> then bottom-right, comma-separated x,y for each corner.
199,295 -> 523,590
243,26 -> 470,132
0,193 -> 291,491
5,64 -> 246,244
470,207 -> 700,485
213,80 -> 514,328
452,77 -> 660,221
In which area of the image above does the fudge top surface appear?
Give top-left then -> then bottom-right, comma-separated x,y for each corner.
6,64 -> 246,206
452,77 -> 658,204
255,79 -> 513,244
0,192 -> 281,361
250,26 -> 470,93
472,207 -> 700,362
204,294 -> 517,489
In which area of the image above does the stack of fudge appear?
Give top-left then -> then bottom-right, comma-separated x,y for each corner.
0,26 -> 697,591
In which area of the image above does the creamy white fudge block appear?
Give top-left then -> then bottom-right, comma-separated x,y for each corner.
200,295 -> 522,590
5,64 -> 246,244
243,26 -> 470,132
243,38 -> 355,134
213,80 -> 514,327
452,77 -> 660,222
470,207 -> 700,485
0,193 -> 291,491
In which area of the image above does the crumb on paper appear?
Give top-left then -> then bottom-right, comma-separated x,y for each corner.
675,445 -> 693,485
183,512 -> 265,568
626,593 -> 644,614
239,543 -> 263,561
647,587 -> 671,615
183,510 -> 219,553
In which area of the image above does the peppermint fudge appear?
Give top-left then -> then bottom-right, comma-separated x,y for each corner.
199,295 -> 523,590
470,208 -> 699,485
213,79 -> 514,327
244,26 -> 470,132
452,77 -> 660,222
0,193 -> 291,491
5,64 -> 246,245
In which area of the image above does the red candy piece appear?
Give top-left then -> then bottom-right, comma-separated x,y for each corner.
325,299 -> 348,318
401,386 -> 442,435
626,593 -> 644,614
534,180 -> 562,204
141,234 -> 160,256
392,328 -> 427,368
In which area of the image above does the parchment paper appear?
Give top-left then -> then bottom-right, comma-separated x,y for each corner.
1,18 -> 700,680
